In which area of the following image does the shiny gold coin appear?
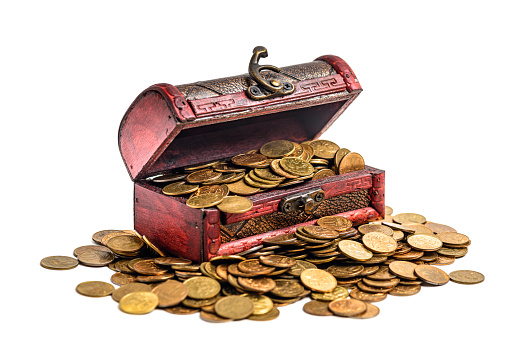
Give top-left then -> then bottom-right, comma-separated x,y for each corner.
119,292 -> 158,315
270,159 -> 299,179
76,248 -> 116,267
202,172 -> 239,185
363,277 -> 400,288
351,303 -> 380,319
393,212 -> 427,224
241,293 -> 273,315
407,233 -> 443,251
136,272 -> 174,283
309,158 -> 329,165
362,232 -> 398,254
328,299 -> 367,317
151,172 -> 187,183
183,276 -> 221,299
312,168 -> 335,180
279,157 -> 314,176
248,306 -> 280,321
131,259 -> 168,276
338,240 -> 373,261
309,140 -> 340,159
338,152 -> 365,174
300,268 -> 337,292
389,284 -> 421,296
186,192 -> 224,209
186,169 -> 221,184
349,288 -> 387,302
301,143 -> 314,157
254,167 -> 286,181
162,181 -> 199,196
389,261 -> 418,280
40,256 -> 79,270
311,285 -> 349,301
216,196 -> 253,214
288,142 -> 305,158
303,225 -> 340,239
226,179 -> 261,195
414,265 -> 449,285
237,276 -> 276,293
358,223 -> 394,236
449,270 -> 485,284
260,140 -> 295,158
303,300 -> 333,316
424,221 -> 457,234
152,280 -> 188,307
437,232 -> 470,246
333,148 -> 350,169
249,170 -> 284,185
244,173 -> 280,188
76,281 -> 115,297
92,230 -> 127,244
190,184 -> 229,198
317,216 -> 352,231
111,282 -> 151,302
259,254 -> 296,268
214,295 -> 255,320
231,153 -> 267,167
238,259 -> 276,275
106,234 -> 144,254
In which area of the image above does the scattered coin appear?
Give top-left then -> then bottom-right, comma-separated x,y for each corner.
393,213 -> 427,224
362,232 -> 397,254
216,196 -> 253,214
152,280 -> 188,307
328,299 -> 367,317
338,152 -> 365,174
111,272 -> 137,286
111,282 -> 151,302
338,240 -> 373,261
389,261 -> 418,280
248,306 -> 280,321
437,232 -> 470,246
183,276 -> 221,299
76,281 -> 115,297
119,292 -> 158,315
309,140 -> 340,159
414,265 -> 449,285
349,288 -> 387,302
40,256 -> 79,270
449,270 -> 485,284
162,181 -> 199,196
186,192 -> 224,209
389,284 -> 421,296
260,140 -> 295,158
300,268 -> 337,292
303,300 -> 333,316
407,234 -> 443,251
214,295 -> 254,320
351,302 -> 380,319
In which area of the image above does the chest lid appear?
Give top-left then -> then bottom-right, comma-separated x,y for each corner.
119,46 -> 362,181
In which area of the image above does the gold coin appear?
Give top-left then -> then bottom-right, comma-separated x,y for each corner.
389,284 -> 421,296
141,235 -> 165,257
184,161 -> 219,171
162,181 -> 199,196
338,152 -> 365,174
449,270 -> 485,284
248,306 -> 280,321
183,276 -> 221,299
301,143 -> 314,157
248,170 -> 283,185
393,230 -> 404,241
254,167 -> 286,181
190,185 -> 229,198
201,172 -> 238,185
200,311 -> 232,323
407,234 -> 443,251
241,293 -> 273,315
317,216 -> 352,231
151,172 -> 187,183
385,206 -> 394,215
414,265 -> 449,285
300,268 -> 337,292
393,212 -> 427,224
92,230 -> 127,244
388,261 -> 418,280
287,260 -> 317,277
244,172 -> 280,188
437,232 -> 470,246
270,279 -> 305,298
131,259 -> 168,275
362,232 -> 398,254
136,272 -> 174,283
238,259 -> 276,275
270,159 -> 299,179
437,247 -> 468,257
358,224 -> 394,236
303,225 -> 340,239
216,196 -> 253,214
186,192 -> 224,208
40,256 -> 79,270
106,235 -> 144,254
311,285 -> 349,301
303,300 -> 333,316
110,272 -> 137,286
279,157 -> 314,176
351,303 -> 380,319
111,282 -> 151,302
231,153 -> 267,166
164,305 -> 199,315
76,247 -> 116,267
260,140 -> 295,158
424,221 -> 457,234
76,281 -> 115,297
349,288 -> 387,302
119,292 -> 158,314
309,140 -> 340,159
309,158 -> 329,165
328,299 -> 367,317
326,265 -> 364,279
214,295 -> 255,319
182,294 -> 221,308
186,169 -> 222,184
213,163 -> 246,173
237,276 -> 276,293
312,168 -> 335,180
333,148 -> 350,169
338,240 -> 373,261
152,280 -> 188,307
226,179 -> 261,195
259,254 -> 296,268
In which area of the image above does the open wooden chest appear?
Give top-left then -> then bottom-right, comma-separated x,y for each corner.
118,47 -> 385,262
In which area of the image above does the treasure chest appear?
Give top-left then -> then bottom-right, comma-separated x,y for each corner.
118,46 -> 385,262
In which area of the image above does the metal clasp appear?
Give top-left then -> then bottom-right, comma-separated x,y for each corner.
247,46 -> 295,100
279,188 -> 325,215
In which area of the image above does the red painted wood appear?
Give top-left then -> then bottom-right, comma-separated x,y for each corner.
216,207 -> 380,257
134,182 -> 204,262
370,171 -> 385,217
315,55 -> 362,92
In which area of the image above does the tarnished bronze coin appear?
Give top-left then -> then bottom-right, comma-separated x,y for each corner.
270,279 -> 305,298
119,292 -> 158,315
164,305 -> 199,315
338,152 -> 365,174
300,268 -> 337,292
449,270 -> 485,284
326,265 -> 364,279
231,153 -> 267,167
106,234 -> 145,254
279,157 -> 314,176
338,240 -> 373,261
363,277 -> 400,288
311,286 -> 349,301
392,250 -> 424,260
362,232 -> 397,254
414,265 -> 449,285
92,230 -> 126,244
76,281 -> 115,297
216,196 -> 253,214
389,261 -> 418,280
349,288 -> 387,302
424,221 -> 457,234
40,256 -> 79,270
351,303 -> 380,319
437,247 -> 468,258
237,276 -> 276,293
73,244 -> 113,257
154,257 -> 192,266
131,259 -> 167,276
162,181 -> 199,196
407,233 -> 443,251
151,172 -> 187,183
152,280 -> 188,307
358,224 -> 394,236
76,248 -> 115,267
437,232 -> 470,246
393,213 -> 427,224
238,259 -> 276,275
111,282 -> 151,302
259,254 -> 296,268
111,272 -> 137,286
309,140 -> 340,159
136,272 -> 174,283
328,299 -> 367,317
214,295 -> 255,320
389,284 -> 421,296
260,140 -> 295,158
333,148 -> 351,169
303,225 -> 340,239
226,179 -> 261,195
288,260 -> 317,277
183,276 -> 221,299
317,216 -> 352,231
303,300 -> 333,316
241,293 -> 273,315
312,168 -> 335,180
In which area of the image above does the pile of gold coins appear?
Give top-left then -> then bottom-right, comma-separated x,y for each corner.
41,208 -> 484,321
149,139 -> 365,213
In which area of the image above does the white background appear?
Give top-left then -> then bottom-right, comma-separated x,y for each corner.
2,1 -> 507,338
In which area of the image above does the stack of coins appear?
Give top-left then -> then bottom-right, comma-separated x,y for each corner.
41,206 -> 484,321
151,139 -> 365,212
